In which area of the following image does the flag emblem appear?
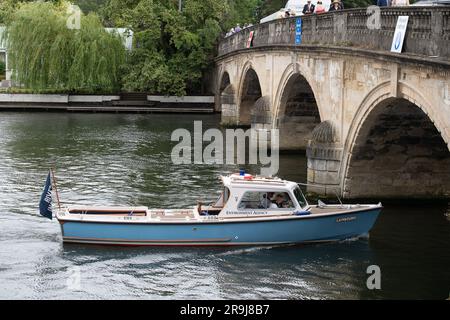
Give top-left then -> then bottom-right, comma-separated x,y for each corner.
39,172 -> 53,220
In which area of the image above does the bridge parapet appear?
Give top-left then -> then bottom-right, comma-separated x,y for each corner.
218,7 -> 450,58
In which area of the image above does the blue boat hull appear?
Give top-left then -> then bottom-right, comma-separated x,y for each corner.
60,207 -> 381,246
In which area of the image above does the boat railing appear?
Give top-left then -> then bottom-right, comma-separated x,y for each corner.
296,182 -> 344,207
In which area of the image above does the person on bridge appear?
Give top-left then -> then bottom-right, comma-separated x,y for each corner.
329,0 -> 343,11
302,0 -> 315,15
377,0 -> 389,6
391,0 -> 410,6
315,1 -> 326,14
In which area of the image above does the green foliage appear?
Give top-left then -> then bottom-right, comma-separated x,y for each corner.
0,0 -> 64,24
100,0 -> 267,95
73,0 -> 107,13
221,0 -> 262,30
0,0 -> 25,24
101,0 -> 229,95
344,0 -> 375,8
256,0 -> 286,19
3,1 -> 125,93
0,60 -> 5,77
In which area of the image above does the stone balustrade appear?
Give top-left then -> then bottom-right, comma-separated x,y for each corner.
218,7 -> 450,58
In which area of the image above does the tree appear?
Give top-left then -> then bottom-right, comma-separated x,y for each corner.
3,1 -> 125,93
0,0 -> 28,24
0,1 -> 70,24
343,0 -> 375,8
100,0 -> 268,95
101,0 -> 228,95
0,60 -> 5,79
223,0 -> 262,30
256,0 -> 285,20
72,0 -> 108,14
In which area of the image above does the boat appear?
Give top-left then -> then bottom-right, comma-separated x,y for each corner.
43,171 -> 382,246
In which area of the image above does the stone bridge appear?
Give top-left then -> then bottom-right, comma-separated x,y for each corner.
214,7 -> 450,199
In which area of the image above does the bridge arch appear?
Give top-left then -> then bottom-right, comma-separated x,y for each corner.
342,84 -> 450,199
273,63 -> 322,150
238,63 -> 262,126
217,71 -> 232,108
219,71 -> 231,93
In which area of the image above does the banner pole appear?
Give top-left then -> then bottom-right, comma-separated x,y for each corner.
50,168 -> 62,211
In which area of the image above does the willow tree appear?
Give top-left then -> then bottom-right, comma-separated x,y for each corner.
3,1 -> 125,93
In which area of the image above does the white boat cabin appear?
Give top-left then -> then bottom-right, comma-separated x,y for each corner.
198,173 -> 307,218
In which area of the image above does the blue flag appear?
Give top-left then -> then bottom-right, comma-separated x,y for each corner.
39,172 -> 53,220
295,18 -> 302,45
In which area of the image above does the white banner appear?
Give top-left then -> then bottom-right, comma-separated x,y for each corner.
391,16 -> 409,53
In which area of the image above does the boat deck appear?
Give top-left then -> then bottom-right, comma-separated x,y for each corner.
148,209 -> 196,219
64,204 -> 374,222
307,204 -> 371,215
67,207 -> 197,219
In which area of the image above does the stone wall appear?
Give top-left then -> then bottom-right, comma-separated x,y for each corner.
306,121 -> 343,196
218,8 -> 450,59
220,84 -> 238,125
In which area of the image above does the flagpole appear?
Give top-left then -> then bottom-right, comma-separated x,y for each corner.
50,168 -> 62,211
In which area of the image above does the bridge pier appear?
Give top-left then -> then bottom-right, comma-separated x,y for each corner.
220,84 -> 239,126
250,96 -> 273,149
306,121 -> 343,196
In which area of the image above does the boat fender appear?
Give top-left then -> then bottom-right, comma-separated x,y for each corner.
293,210 -> 311,216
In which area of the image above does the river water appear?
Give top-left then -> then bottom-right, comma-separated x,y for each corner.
0,112 -> 448,300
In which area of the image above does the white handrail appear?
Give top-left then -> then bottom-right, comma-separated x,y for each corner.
296,182 -> 343,206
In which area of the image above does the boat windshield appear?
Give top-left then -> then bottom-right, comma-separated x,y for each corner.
214,187 -> 230,208
293,186 -> 308,208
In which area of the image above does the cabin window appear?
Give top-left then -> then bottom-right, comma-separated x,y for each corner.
214,187 -> 230,208
238,191 -> 295,210
294,187 -> 307,208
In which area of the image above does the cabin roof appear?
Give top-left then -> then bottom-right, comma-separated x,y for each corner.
221,174 -> 297,190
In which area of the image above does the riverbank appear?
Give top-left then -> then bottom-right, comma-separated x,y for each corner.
0,94 -> 215,113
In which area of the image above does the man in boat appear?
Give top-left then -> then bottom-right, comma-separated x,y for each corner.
260,192 -> 278,209
274,193 -> 290,208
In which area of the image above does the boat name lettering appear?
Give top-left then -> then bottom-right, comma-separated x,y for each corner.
226,211 -> 268,215
336,216 -> 357,223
